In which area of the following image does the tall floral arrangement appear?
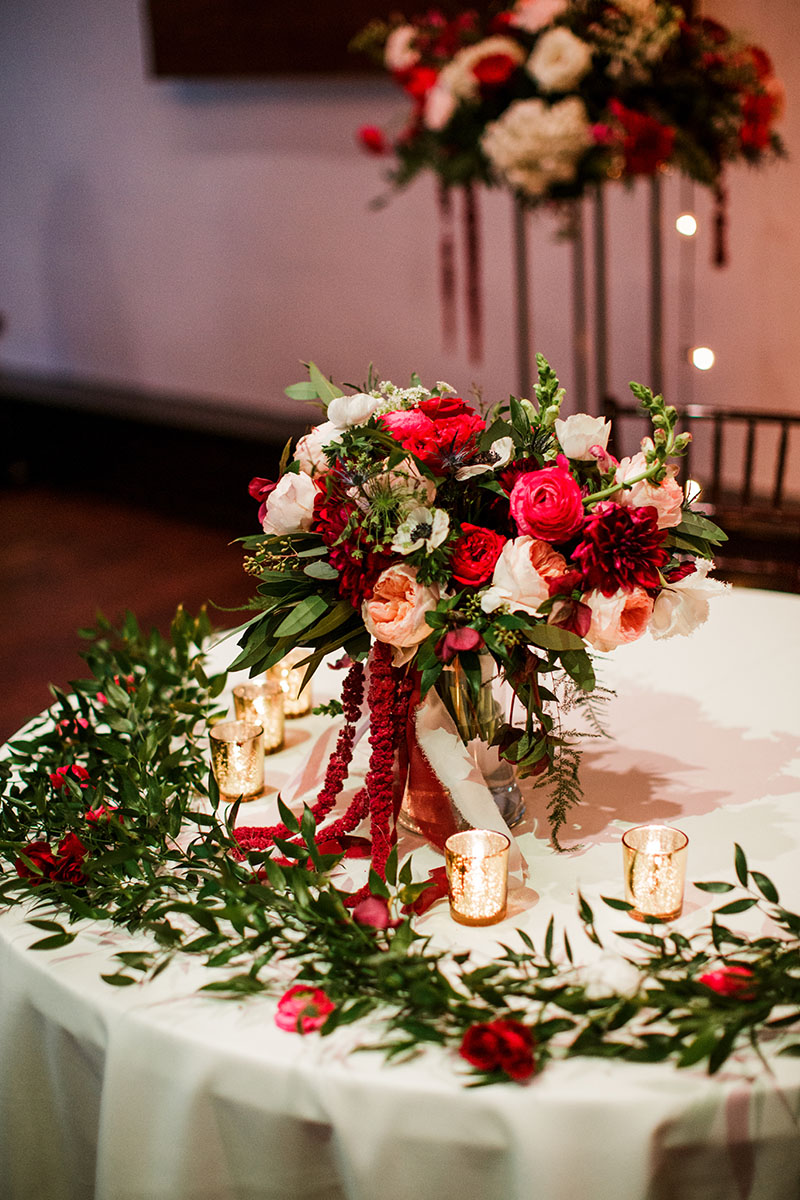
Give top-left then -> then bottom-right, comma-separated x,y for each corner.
353,0 -> 784,205
236,357 -> 725,873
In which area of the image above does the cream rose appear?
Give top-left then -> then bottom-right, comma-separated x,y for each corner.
583,587 -> 653,652
481,536 -> 566,615
261,471 -> 317,536
650,561 -> 726,640
614,453 -> 684,529
482,96 -> 591,198
527,27 -> 593,93
509,0 -> 568,34
554,413 -> 611,461
327,391 -> 381,430
294,421 -> 341,475
363,564 -> 439,648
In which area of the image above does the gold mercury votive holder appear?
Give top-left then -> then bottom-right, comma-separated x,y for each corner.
266,648 -> 312,718
445,830 -> 510,926
209,720 -> 265,802
622,824 -> 689,922
232,681 -> 285,753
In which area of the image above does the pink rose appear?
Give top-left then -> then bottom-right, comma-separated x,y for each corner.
509,460 -> 585,542
352,895 -> 400,929
583,586 -> 653,652
481,537 -> 567,616
614,453 -> 684,529
275,984 -> 335,1033
49,764 -> 91,790
698,965 -> 757,1000
262,471 -> 318,536
363,564 -> 439,648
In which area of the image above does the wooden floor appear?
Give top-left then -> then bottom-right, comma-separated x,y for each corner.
0,486 -> 254,743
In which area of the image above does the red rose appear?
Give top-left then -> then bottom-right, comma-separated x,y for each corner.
509,461 -> 584,542
572,501 -> 669,596
380,397 -> 484,471
352,894 -> 400,929
357,125 -> 388,155
460,1018 -> 536,1082
399,65 -> 438,101
51,833 -> 88,886
49,764 -> 91,791
15,840 -> 57,884
698,965 -> 757,1000
450,524 -> 506,586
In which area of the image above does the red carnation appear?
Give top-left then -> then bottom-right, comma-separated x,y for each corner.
698,965 -> 757,1000
572,502 -> 668,596
509,460 -> 584,543
450,524 -> 506,586
460,1018 -> 536,1082
609,100 -> 675,176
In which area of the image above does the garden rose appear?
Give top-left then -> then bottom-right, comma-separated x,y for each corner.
527,27 -> 593,93
481,537 -> 566,615
583,586 -> 653,652
15,841 -> 57,884
363,564 -> 439,648
275,984 -> 335,1033
295,421 -> 341,475
16,833 -> 88,887
650,559 -> 725,640
698,965 -> 757,1000
262,471 -> 318,536
460,1018 -> 536,1081
437,36 -> 525,102
614,453 -> 683,529
609,101 -> 675,176
49,764 -> 91,790
380,396 -> 484,470
554,413 -> 610,461
572,501 -> 668,595
327,391 -> 381,430
450,524 -> 506,586
509,460 -> 585,542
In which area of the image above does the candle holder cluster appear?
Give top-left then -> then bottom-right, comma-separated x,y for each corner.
209,653 -> 311,803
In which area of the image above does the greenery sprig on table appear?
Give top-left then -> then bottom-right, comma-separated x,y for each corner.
1,610 -> 799,1084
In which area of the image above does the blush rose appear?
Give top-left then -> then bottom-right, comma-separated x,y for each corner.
262,471 -> 318,536
614,453 -> 684,529
362,564 -> 439,648
509,459 -> 585,542
583,586 -> 653,652
481,536 -> 567,616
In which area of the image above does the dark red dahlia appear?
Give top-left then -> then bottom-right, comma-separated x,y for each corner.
572,501 -> 668,597
313,491 -> 392,608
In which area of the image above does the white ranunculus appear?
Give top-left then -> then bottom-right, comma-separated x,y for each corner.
455,436 -> 515,479
554,413 -> 610,460
294,421 -> 341,475
261,471 -> 317,536
438,36 -> 526,102
327,391 -> 381,430
391,506 -> 450,555
527,27 -> 593,93
384,24 -> 419,73
424,82 -> 458,131
650,561 -> 727,640
509,0 -> 568,34
482,96 -> 591,198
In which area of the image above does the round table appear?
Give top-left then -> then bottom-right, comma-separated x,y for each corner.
1,586 -> 800,1200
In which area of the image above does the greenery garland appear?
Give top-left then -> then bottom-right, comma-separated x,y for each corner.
1,609 -> 800,1085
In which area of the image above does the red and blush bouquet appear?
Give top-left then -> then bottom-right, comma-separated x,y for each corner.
353,1 -> 784,203
235,357 -> 725,857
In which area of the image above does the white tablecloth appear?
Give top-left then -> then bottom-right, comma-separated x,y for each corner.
2,587 -> 800,1200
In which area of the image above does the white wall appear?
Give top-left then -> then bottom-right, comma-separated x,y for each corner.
1,0 -> 798,433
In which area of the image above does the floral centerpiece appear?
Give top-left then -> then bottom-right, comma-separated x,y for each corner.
236,356 -> 725,890
353,0 -> 784,207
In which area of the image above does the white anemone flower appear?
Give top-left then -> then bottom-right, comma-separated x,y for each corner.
456,436 -> 515,479
392,507 -> 450,555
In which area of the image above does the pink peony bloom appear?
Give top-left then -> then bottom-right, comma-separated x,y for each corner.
275,984 -> 335,1033
614,453 -> 684,529
583,586 -> 653,652
509,460 -> 585,542
363,564 -> 439,648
